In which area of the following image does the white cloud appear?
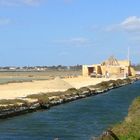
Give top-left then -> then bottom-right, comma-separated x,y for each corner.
104,24 -> 119,32
0,0 -> 42,6
106,16 -> 140,33
53,37 -> 94,47
0,0 -> 70,6
121,16 -> 140,32
22,0 -> 41,6
0,18 -> 11,25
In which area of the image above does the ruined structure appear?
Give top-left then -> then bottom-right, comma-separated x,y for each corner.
82,56 -> 136,78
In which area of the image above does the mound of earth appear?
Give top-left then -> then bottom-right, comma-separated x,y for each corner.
47,77 -> 74,90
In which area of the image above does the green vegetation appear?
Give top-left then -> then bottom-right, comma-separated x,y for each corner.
26,93 -> 49,104
92,81 -> 109,88
26,88 -> 80,105
27,88 -> 80,99
111,96 -> 140,140
89,80 -> 117,91
0,99 -> 29,111
65,88 -> 79,94
0,99 -> 27,105
79,87 -> 91,93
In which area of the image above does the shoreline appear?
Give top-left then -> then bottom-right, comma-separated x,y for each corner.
0,76 -> 140,119
95,96 -> 140,140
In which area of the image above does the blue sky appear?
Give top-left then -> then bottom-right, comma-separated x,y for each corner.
0,0 -> 140,66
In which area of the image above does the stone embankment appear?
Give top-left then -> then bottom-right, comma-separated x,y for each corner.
0,77 -> 140,119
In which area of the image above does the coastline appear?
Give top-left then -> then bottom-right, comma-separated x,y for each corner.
0,76 -> 140,119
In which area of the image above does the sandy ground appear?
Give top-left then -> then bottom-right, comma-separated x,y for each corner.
0,76 -> 118,99
0,70 -> 81,80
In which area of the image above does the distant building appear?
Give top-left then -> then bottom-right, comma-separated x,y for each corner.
82,56 -> 136,78
9,67 -> 17,70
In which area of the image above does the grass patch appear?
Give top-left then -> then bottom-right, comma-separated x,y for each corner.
0,99 -> 27,105
26,93 -> 49,104
79,87 -> 91,92
112,96 -> 140,140
65,88 -> 79,95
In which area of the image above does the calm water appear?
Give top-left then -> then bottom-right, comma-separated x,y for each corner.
0,81 -> 140,140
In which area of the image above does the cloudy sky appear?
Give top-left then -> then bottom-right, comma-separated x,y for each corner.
0,0 -> 140,66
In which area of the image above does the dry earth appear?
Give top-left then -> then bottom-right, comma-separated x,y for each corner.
0,76 -> 118,99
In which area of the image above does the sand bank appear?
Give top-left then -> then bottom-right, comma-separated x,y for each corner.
0,76 -> 119,100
